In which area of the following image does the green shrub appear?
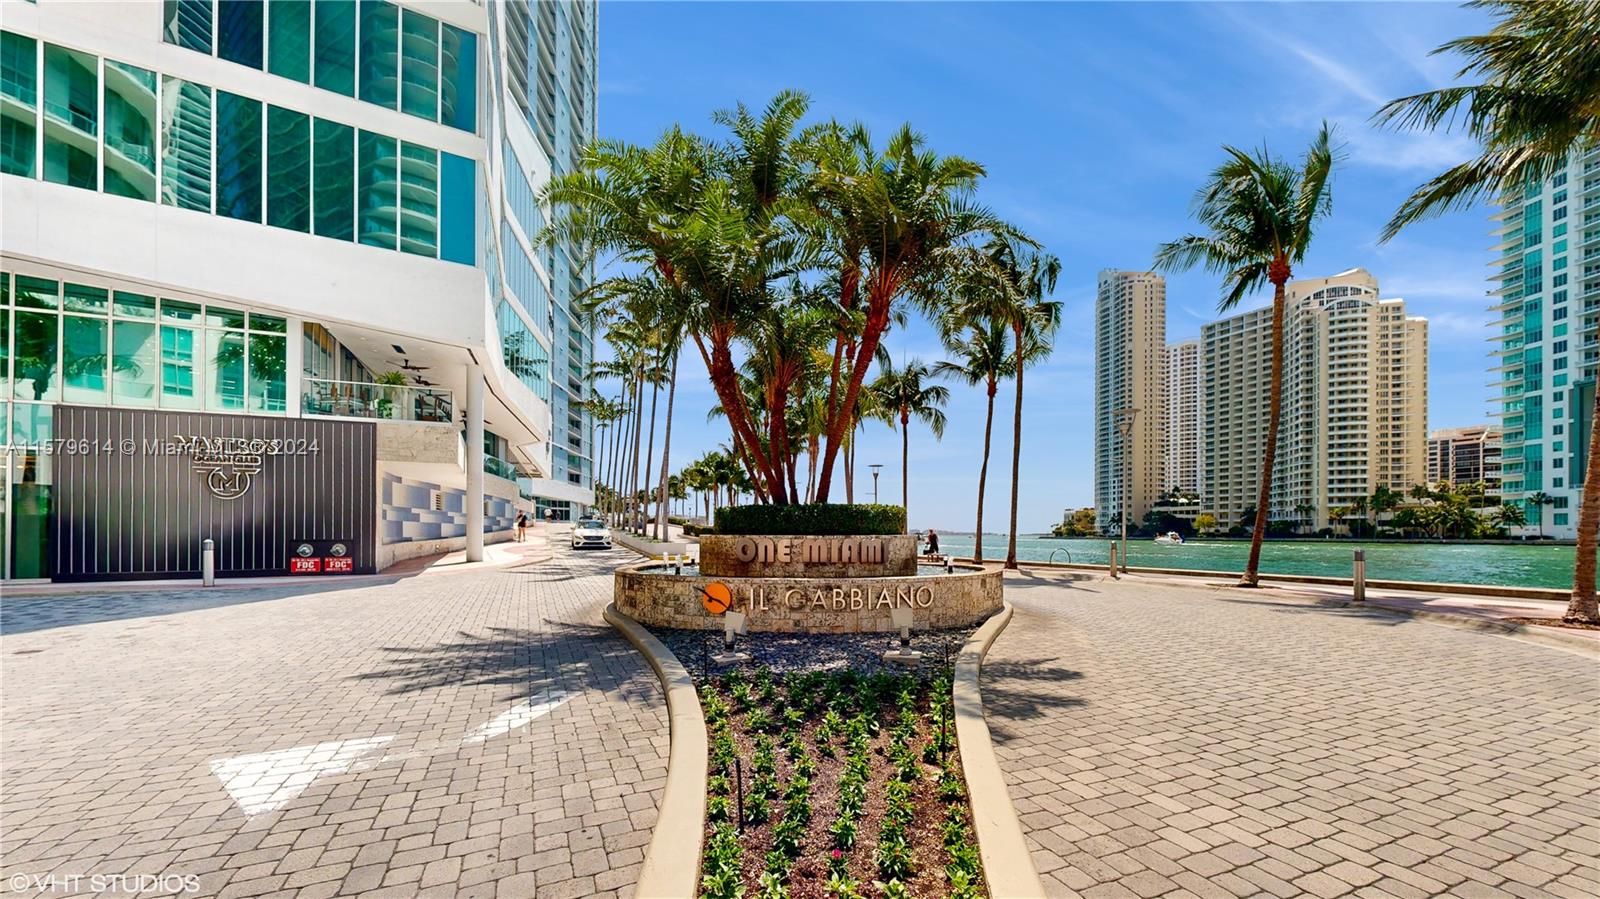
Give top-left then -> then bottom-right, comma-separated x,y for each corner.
713,503 -> 906,536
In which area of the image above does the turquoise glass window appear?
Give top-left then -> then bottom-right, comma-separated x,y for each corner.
207,328 -> 247,411
62,315 -> 109,404
13,311 -> 58,401
215,91 -> 263,223
439,152 -> 474,265
159,323 -> 198,408
160,76 -> 213,212
358,0 -> 398,109
399,142 -> 437,257
164,0 -> 213,54
248,333 -> 287,413
42,44 -> 98,191
14,276 -> 57,310
111,319 -> 158,407
63,283 -> 108,314
218,0 -> 264,69
440,25 -> 476,132
267,0 -> 311,82
266,105 -> 310,231
313,119 -> 355,240
313,0 -> 357,97
357,130 -> 396,248
102,61 -> 157,201
399,9 -> 438,121
1,31 -> 38,178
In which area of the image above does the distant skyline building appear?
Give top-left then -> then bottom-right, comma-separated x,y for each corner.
1164,339 -> 1202,496
1094,270 -> 1167,532
1490,146 -> 1598,539
1428,425 -> 1504,491
1202,269 -> 1428,532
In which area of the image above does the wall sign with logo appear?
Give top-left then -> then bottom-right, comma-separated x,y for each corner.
288,540 -> 356,575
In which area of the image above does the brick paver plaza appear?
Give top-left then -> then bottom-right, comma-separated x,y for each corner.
4,551 -> 1599,899
1,549 -> 666,899
985,571 -> 1600,899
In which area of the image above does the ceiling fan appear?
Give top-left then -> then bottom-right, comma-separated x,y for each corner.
398,358 -> 431,372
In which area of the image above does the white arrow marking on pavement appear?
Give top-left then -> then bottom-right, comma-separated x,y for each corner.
210,736 -> 393,816
462,689 -> 574,744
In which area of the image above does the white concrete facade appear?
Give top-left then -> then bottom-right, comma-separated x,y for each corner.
1094,270 -> 1166,532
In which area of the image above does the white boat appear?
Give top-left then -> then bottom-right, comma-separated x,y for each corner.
1153,531 -> 1184,545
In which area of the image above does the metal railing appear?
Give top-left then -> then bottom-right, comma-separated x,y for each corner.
484,455 -> 518,481
302,377 -> 454,423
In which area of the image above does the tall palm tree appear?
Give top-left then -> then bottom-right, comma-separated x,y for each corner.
869,352 -> 948,524
935,317 -> 1012,563
1492,500 -> 1527,534
1154,123 -> 1338,587
1528,491 -> 1553,540
1373,0 -> 1599,621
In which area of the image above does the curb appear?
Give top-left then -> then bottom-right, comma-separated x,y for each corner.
602,602 -> 707,899
953,602 -> 1046,899
1309,597 -> 1600,658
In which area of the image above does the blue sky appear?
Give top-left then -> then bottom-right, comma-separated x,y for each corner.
594,1 -> 1496,532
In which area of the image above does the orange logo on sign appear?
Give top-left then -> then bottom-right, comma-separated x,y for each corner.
699,582 -> 733,614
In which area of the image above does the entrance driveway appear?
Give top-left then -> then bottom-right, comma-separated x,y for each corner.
1,547 -> 665,899
983,571 -> 1599,899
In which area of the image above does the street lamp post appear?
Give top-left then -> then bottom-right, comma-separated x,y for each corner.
869,464 -> 883,505
1112,407 -> 1140,574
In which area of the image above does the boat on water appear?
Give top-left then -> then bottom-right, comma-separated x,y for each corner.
1153,531 -> 1184,545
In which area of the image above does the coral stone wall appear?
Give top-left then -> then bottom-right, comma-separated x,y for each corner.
698,534 -> 919,578
614,562 -> 1002,633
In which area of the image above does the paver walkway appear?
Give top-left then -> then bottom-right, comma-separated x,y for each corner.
983,570 -> 1600,899
1,546 -> 666,899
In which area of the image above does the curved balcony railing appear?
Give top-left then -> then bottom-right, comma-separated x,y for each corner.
302,377 -> 453,423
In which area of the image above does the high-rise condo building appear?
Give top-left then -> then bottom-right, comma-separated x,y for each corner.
1164,338 -> 1201,496
0,0 -> 597,581
1094,270 -> 1166,532
1427,425 -> 1504,491
1202,269 -> 1428,532
1489,146 -> 1598,539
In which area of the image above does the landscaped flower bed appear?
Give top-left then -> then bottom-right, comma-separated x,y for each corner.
697,667 -> 985,899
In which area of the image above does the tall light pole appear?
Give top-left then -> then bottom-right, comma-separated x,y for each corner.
1112,407 -> 1140,573
869,464 -> 883,505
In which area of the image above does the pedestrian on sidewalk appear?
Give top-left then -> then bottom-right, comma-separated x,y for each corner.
515,512 -> 528,542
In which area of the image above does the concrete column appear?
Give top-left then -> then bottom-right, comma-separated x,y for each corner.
466,364 -> 485,562
285,316 -> 304,417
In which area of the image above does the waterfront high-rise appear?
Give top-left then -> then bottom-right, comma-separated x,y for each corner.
1489,146 -> 1598,539
0,0 -> 597,581
1094,270 -> 1166,532
1164,338 -> 1201,496
1427,425 -> 1504,491
1202,269 -> 1428,532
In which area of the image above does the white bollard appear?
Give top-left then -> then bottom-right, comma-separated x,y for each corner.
1352,549 -> 1366,603
202,538 -> 215,587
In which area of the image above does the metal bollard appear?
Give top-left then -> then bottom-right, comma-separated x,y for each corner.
1109,544 -> 1118,579
1352,548 -> 1365,603
202,538 -> 215,587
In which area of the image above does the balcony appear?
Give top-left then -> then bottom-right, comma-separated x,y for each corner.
484,455 -> 518,481
302,378 -> 454,423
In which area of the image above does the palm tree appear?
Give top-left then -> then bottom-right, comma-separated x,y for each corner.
1154,124 -> 1338,587
1370,485 -> 1402,536
1293,502 -> 1316,535
1528,491 -> 1554,540
935,317 -> 1011,563
1492,500 -> 1527,534
1372,0 -> 1599,621
869,351 -> 948,524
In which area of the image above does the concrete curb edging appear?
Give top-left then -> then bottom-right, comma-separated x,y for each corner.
954,602 -> 1046,899
1312,597 -> 1600,657
602,602 -> 707,899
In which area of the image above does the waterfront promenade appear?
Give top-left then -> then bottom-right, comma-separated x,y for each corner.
985,569 -> 1600,898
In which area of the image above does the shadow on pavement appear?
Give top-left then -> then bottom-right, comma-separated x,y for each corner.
0,580 -> 389,636
1214,595 -> 1411,627
350,620 -> 660,706
980,656 -> 1087,743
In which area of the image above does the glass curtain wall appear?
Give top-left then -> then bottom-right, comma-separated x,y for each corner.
2,31 -> 38,177
102,61 -> 157,200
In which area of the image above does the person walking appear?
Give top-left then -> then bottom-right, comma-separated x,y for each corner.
515,511 -> 528,543
926,528 -> 940,558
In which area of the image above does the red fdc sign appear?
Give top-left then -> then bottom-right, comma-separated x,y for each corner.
324,557 -> 354,573
288,558 -> 322,574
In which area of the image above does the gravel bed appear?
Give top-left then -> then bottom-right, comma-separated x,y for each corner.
649,625 -> 980,683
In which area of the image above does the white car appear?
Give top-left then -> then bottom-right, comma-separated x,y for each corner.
571,518 -> 612,550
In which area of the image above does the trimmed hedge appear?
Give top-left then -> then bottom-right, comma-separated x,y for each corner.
712,503 -> 906,536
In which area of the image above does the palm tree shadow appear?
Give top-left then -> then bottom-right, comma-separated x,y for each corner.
978,656 -> 1087,743
348,620 -> 661,705
1215,596 -> 1412,627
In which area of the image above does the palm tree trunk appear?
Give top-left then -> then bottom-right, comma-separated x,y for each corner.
627,375 -> 644,531
1005,323 -> 1025,570
1566,385 -> 1600,623
844,431 -> 855,503
640,375 -> 660,534
1241,276 -> 1288,587
900,413 -> 910,522
975,379 -> 996,564
654,351 -> 679,542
